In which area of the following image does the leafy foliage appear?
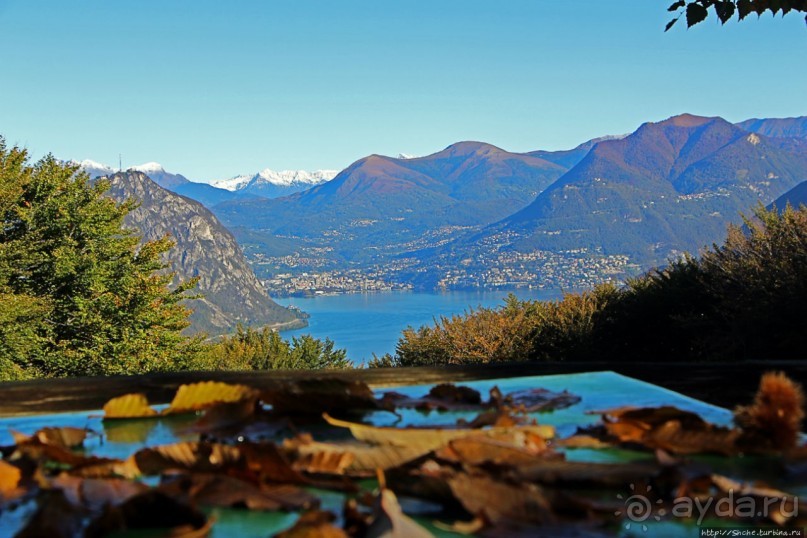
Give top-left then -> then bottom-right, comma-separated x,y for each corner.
0,139 -> 204,378
393,204 -> 807,365
665,0 -> 807,30
203,325 -> 352,370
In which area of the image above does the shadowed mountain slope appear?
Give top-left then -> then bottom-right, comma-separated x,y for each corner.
737,116 -> 807,140
474,114 -> 807,263
212,142 -> 568,263
103,171 -> 303,335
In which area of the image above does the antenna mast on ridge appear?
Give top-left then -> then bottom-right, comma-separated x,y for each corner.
119,154 -> 122,172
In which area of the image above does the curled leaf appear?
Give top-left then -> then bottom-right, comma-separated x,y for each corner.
166,381 -> 259,415
323,413 -> 554,452
133,441 -> 243,476
102,393 -> 158,419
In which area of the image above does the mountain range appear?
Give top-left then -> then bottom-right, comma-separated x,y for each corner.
211,141 -> 568,268
431,114 -> 807,284
213,169 -> 338,198
205,114 -> 807,291
100,171 -> 305,335
75,160 -> 336,207
77,113 -> 807,296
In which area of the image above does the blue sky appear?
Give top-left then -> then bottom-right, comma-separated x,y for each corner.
1,0 -> 805,182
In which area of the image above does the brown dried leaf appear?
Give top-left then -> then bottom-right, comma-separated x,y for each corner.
102,393 -> 159,419
262,378 -> 378,416
160,473 -> 318,511
191,397 -> 257,433
380,384 -> 483,412
508,459 -> 661,488
436,431 -> 556,467
12,441 -> 120,470
504,388 -> 582,412
556,434 -> 613,449
0,459 -> 22,495
238,442 -> 309,484
597,406 -> 741,455
133,441 -> 243,476
84,490 -> 211,538
645,419 -> 741,456
275,510 -> 348,538
323,413 -> 554,452
50,473 -> 148,511
165,381 -> 259,415
15,489 -> 86,538
68,456 -> 141,480
446,472 -> 556,526
285,436 -> 427,476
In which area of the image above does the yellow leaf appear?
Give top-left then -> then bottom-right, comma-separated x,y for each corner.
103,393 -> 159,419
323,413 -> 554,453
165,381 -> 259,415
0,460 -> 22,495
285,437 -> 426,476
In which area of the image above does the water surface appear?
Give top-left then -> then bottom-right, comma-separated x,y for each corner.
276,289 -> 562,365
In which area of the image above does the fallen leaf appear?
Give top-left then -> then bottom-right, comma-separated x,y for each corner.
14,489 -> 86,538
446,471 -> 556,526
191,397 -> 258,433
11,440 -> 120,470
274,510 -> 348,538
379,384 -> 482,412
435,431 -> 556,467
159,473 -> 318,511
506,459 -> 662,488
165,381 -> 259,415
555,435 -> 613,449
50,473 -> 149,511
133,441 -> 243,476
505,388 -> 582,412
262,378 -> 378,416
285,435 -> 427,476
84,490 -> 211,538
594,406 -> 741,455
0,459 -> 22,495
323,413 -> 554,452
102,393 -> 159,419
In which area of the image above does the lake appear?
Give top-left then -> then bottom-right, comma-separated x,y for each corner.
275,289 -> 562,365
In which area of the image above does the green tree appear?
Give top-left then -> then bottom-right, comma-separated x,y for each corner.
0,139 -> 203,379
665,0 -> 807,30
205,325 -> 352,370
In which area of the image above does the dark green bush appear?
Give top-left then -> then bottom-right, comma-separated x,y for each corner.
391,204 -> 807,365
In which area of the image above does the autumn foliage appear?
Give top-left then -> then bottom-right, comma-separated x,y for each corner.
387,205 -> 807,366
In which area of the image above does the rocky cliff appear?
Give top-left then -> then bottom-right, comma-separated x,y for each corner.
103,171 -> 304,336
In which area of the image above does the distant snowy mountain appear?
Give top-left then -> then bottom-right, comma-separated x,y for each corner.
72,159 -> 116,179
213,168 -> 338,198
127,162 -> 190,189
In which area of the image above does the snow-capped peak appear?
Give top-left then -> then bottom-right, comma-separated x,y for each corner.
75,159 -> 112,170
130,162 -> 165,173
213,168 -> 338,191
68,159 -> 116,178
397,153 -> 417,160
